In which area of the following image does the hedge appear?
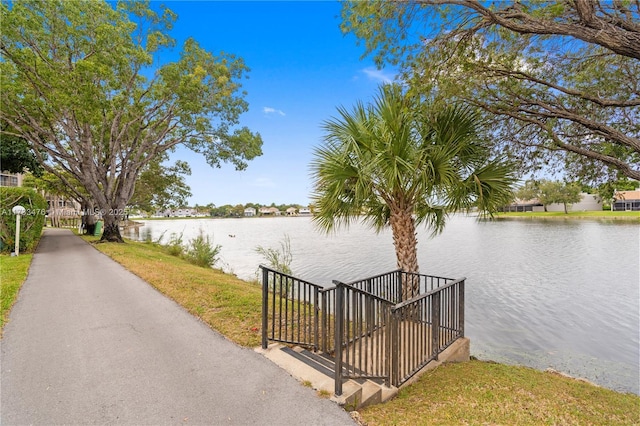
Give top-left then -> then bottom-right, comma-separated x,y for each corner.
0,187 -> 47,253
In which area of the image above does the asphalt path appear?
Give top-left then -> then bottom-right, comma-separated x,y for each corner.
1,228 -> 354,425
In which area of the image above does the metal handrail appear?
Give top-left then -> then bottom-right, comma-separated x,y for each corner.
260,266 -> 466,396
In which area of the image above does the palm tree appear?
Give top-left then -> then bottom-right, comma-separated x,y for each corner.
311,84 -> 516,300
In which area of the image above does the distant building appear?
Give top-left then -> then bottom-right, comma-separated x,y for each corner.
501,193 -> 602,212
544,193 -> 602,212
499,199 -> 543,212
299,207 -> 312,215
286,207 -> 297,216
613,190 -> 640,211
244,207 -> 256,217
0,172 -> 23,187
259,207 -> 281,216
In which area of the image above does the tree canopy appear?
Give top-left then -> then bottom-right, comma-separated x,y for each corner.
128,156 -> 192,215
516,179 -> 582,213
1,0 -> 262,241
0,123 -> 43,177
341,0 -> 639,185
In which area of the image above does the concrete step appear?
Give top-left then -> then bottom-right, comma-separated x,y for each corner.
256,343 -> 398,410
358,379 -> 382,408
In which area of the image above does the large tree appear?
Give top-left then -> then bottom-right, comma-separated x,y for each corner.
1,0 -> 262,242
129,155 -> 192,215
341,0 -> 640,185
311,84 -> 515,300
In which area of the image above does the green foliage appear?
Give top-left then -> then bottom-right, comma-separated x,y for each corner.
255,234 -> 293,275
597,178 -> 639,202
515,180 -> 539,202
0,253 -> 32,334
312,84 -> 516,234
166,232 -> 184,257
340,1 -> 639,184
311,84 -> 515,279
129,154 -> 192,214
0,187 -> 47,253
184,229 -> 221,268
517,179 -> 584,213
1,0 -> 262,243
0,127 -> 43,176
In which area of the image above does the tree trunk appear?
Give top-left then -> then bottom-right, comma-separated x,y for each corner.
389,207 -> 420,300
100,212 -> 125,243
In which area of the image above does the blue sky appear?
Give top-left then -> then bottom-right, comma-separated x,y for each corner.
160,1 -> 395,207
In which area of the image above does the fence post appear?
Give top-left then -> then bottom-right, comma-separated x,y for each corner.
261,266 -> 269,349
313,286 -> 320,351
389,307 -> 397,387
459,280 -> 465,337
431,292 -> 440,359
333,281 -> 344,396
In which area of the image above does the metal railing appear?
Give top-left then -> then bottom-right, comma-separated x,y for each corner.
261,266 -> 322,351
333,281 -> 395,392
389,278 -> 465,386
260,266 -> 465,396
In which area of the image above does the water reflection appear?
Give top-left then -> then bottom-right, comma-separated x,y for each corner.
124,215 -> 640,394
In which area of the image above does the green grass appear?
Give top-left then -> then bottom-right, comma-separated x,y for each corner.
0,254 -> 33,335
496,211 -> 639,221
359,360 -> 640,425
9,234 -> 638,424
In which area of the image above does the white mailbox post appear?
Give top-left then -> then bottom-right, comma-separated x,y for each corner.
12,205 -> 26,256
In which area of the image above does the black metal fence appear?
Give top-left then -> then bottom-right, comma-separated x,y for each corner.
260,266 -> 465,395
261,267 -> 322,351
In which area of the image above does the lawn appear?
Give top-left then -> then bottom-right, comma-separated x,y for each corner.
358,360 -> 639,425
0,253 -> 33,335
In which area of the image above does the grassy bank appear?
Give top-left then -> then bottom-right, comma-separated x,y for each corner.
496,211 -> 639,221
0,254 -> 33,335
359,360 -> 639,425
82,236 -> 639,425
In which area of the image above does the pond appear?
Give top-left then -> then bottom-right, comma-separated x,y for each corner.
124,215 -> 640,394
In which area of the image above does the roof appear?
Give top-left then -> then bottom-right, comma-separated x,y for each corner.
614,190 -> 640,200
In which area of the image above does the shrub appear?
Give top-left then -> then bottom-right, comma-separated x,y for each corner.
255,234 -> 293,275
166,232 -> 184,256
0,187 -> 47,253
184,229 -> 221,268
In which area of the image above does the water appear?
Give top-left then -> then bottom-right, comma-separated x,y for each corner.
125,215 -> 640,394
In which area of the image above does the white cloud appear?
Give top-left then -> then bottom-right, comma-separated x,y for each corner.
362,67 -> 395,84
263,107 -> 286,116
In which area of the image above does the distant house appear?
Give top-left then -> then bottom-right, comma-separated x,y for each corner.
545,193 -> 602,212
286,207 -> 297,216
500,199 -> 543,212
259,207 -> 281,216
501,193 -> 603,212
172,208 -> 196,217
299,207 -> 312,215
244,207 -> 256,217
613,190 -> 640,211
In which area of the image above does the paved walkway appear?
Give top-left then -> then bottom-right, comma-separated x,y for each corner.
1,229 -> 354,425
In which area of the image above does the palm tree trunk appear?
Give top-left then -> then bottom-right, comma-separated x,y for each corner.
389,207 -> 420,300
